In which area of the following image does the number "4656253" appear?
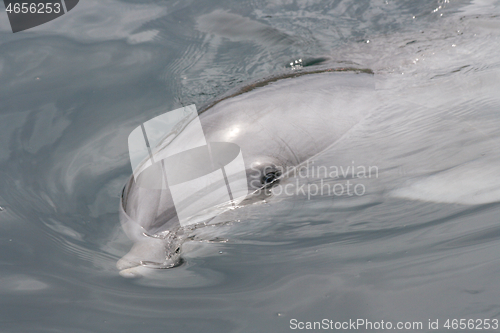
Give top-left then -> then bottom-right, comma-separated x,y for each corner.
5,2 -> 62,14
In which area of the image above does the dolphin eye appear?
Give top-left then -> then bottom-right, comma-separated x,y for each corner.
261,171 -> 281,186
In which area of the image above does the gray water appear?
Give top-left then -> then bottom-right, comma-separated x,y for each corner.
1,0 -> 500,332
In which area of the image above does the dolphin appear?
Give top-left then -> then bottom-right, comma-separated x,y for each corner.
117,68 -> 381,277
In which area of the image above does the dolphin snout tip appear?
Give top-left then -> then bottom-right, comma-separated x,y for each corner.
116,237 -> 178,277
118,265 -> 152,278
116,255 -> 147,278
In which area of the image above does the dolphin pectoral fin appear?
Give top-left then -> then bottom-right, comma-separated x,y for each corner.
116,238 -> 179,277
390,161 -> 500,205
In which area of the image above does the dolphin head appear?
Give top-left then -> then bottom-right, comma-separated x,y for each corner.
117,70 -> 376,276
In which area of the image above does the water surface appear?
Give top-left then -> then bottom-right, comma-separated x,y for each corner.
1,0 -> 500,332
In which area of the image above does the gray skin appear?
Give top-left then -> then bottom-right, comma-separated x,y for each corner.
117,69 -> 378,277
